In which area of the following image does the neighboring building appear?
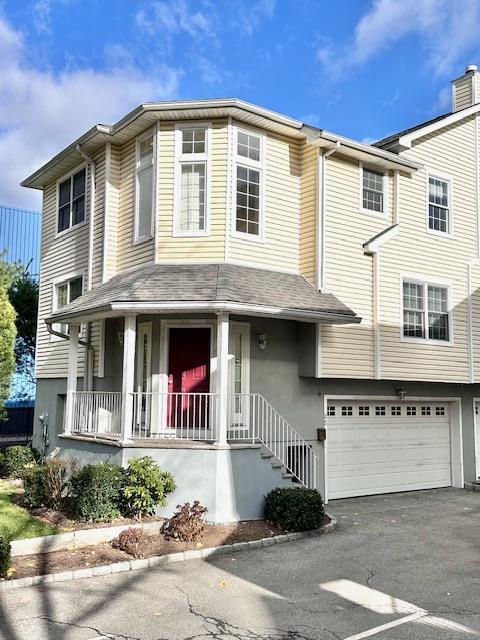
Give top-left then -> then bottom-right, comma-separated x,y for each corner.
0,204 -> 40,402
23,65 -> 480,521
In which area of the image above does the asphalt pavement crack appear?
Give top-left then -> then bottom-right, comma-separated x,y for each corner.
176,586 -> 340,640
28,615 -> 145,640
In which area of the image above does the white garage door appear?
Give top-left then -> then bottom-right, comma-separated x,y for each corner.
327,400 -> 452,499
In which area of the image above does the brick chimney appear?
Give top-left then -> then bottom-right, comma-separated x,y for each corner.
452,64 -> 480,112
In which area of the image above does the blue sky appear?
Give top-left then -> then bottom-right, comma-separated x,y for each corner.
2,0 -> 480,208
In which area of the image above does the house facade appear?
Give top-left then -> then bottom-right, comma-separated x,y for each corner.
24,65 -> 480,521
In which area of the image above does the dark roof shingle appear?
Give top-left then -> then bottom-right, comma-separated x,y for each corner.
49,263 -> 359,323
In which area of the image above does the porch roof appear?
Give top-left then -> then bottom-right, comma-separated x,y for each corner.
47,263 -> 361,324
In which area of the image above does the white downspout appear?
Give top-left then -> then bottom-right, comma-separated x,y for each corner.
76,144 -> 96,391
317,140 -> 340,292
393,170 -> 400,224
467,113 -> 480,383
373,252 -> 381,379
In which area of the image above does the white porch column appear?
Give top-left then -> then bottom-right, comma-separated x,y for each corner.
121,314 -> 137,443
64,323 -> 80,435
216,312 -> 229,445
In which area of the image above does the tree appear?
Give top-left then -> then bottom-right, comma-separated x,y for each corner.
0,257 -> 18,417
8,271 -> 38,395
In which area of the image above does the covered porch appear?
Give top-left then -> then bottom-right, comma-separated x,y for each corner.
48,263 -> 360,490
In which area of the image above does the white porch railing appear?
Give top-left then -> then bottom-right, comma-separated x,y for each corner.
131,392 -> 218,441
70,391 -> 318,489
227,393 -> 318,489
71,391 -> 122,437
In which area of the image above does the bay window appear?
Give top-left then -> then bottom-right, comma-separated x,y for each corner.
174,124 -> 210,235
234,128 -> 263,239
135,131 -> 155,243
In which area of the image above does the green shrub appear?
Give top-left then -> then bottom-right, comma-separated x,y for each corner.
121,456 -> 176,518
71,463 -> 124,522
0,450 -> 5,476
3,446 -> 36,478
264,487 -> 325,532
23,465 -> 49,509
0,536 -> 11,578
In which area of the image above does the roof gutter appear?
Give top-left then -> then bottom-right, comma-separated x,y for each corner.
46,300 -> 361,326
311,131 -> 421,173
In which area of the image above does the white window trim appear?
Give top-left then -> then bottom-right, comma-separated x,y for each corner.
50,272 -> 85,342
359,162 -> 389,219
231,125 -> 266,243
173,122 -> 212,237
55,162 -> 87,238
400,274 -> 453,346
425,171 -> 454,239
134,127 -> 156,245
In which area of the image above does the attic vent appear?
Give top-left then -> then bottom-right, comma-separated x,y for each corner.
452,64 -> 480,112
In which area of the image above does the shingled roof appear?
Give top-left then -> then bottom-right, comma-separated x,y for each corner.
48,263 -> 360,324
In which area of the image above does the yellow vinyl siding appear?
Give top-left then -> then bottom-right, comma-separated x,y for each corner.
155,121 -> 226,263
36,180 -> 88,378
378,117 -> 477,382
117,135 -> 155,272
321,154 -> 382,378
300,143 -> 317,284
453,75 -> 473,111
228,124 -> 301,273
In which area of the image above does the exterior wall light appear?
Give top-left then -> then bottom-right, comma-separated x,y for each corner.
257,332 -> 268,350
396,385 -> 406,400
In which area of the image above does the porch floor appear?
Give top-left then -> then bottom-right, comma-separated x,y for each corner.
59,434 -> 262,450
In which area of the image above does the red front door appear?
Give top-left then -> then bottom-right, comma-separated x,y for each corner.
167,328 -> 211,430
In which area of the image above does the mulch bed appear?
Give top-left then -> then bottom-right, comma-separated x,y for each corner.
10,520 -> 283,579
29,505 -> 162,531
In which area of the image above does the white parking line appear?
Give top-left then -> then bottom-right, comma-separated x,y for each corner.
343,612 -> 427,640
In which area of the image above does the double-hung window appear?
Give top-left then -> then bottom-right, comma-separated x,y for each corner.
53,275 -> 83,336
174,124 -> 210,235
135,131 -> 155,242
428,175 -> 450,234
402,279 -> 450,342
361,166 -> 386,214
57,167 -> 86,233
234,128 -> 263,238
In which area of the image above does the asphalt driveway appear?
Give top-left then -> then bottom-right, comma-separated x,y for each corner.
1,488 -> 480,640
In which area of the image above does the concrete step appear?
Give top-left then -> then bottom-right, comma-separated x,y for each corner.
465,481 -> 480,492
282,472 -> 294,480
271,461 -> 282,469
260,451 -> 273,459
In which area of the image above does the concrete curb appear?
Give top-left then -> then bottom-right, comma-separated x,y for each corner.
11,521 -> 164,557
1,514 -> 336,592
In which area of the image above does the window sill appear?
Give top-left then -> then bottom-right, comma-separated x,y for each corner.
231,230 -> 265,244
426,229 -> 454,240
172,230 -> 210,238
359,208 -> 390,220
55,220 -> 88,240
133,235 -> 154,246
400,336 -> 454,347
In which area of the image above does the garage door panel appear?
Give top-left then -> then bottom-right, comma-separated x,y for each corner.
327,400 -> 451,499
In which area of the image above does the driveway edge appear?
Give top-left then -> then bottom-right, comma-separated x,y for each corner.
0,514 -> 336,592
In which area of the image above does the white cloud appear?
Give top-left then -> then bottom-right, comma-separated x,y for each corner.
136,0 -> 215,40
236,0 -> 276,36
0,16 -> 181,209
318,0 -> 480,79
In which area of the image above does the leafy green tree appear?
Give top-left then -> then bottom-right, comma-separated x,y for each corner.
0,257 -> 18,416
8,271 -> 38,393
